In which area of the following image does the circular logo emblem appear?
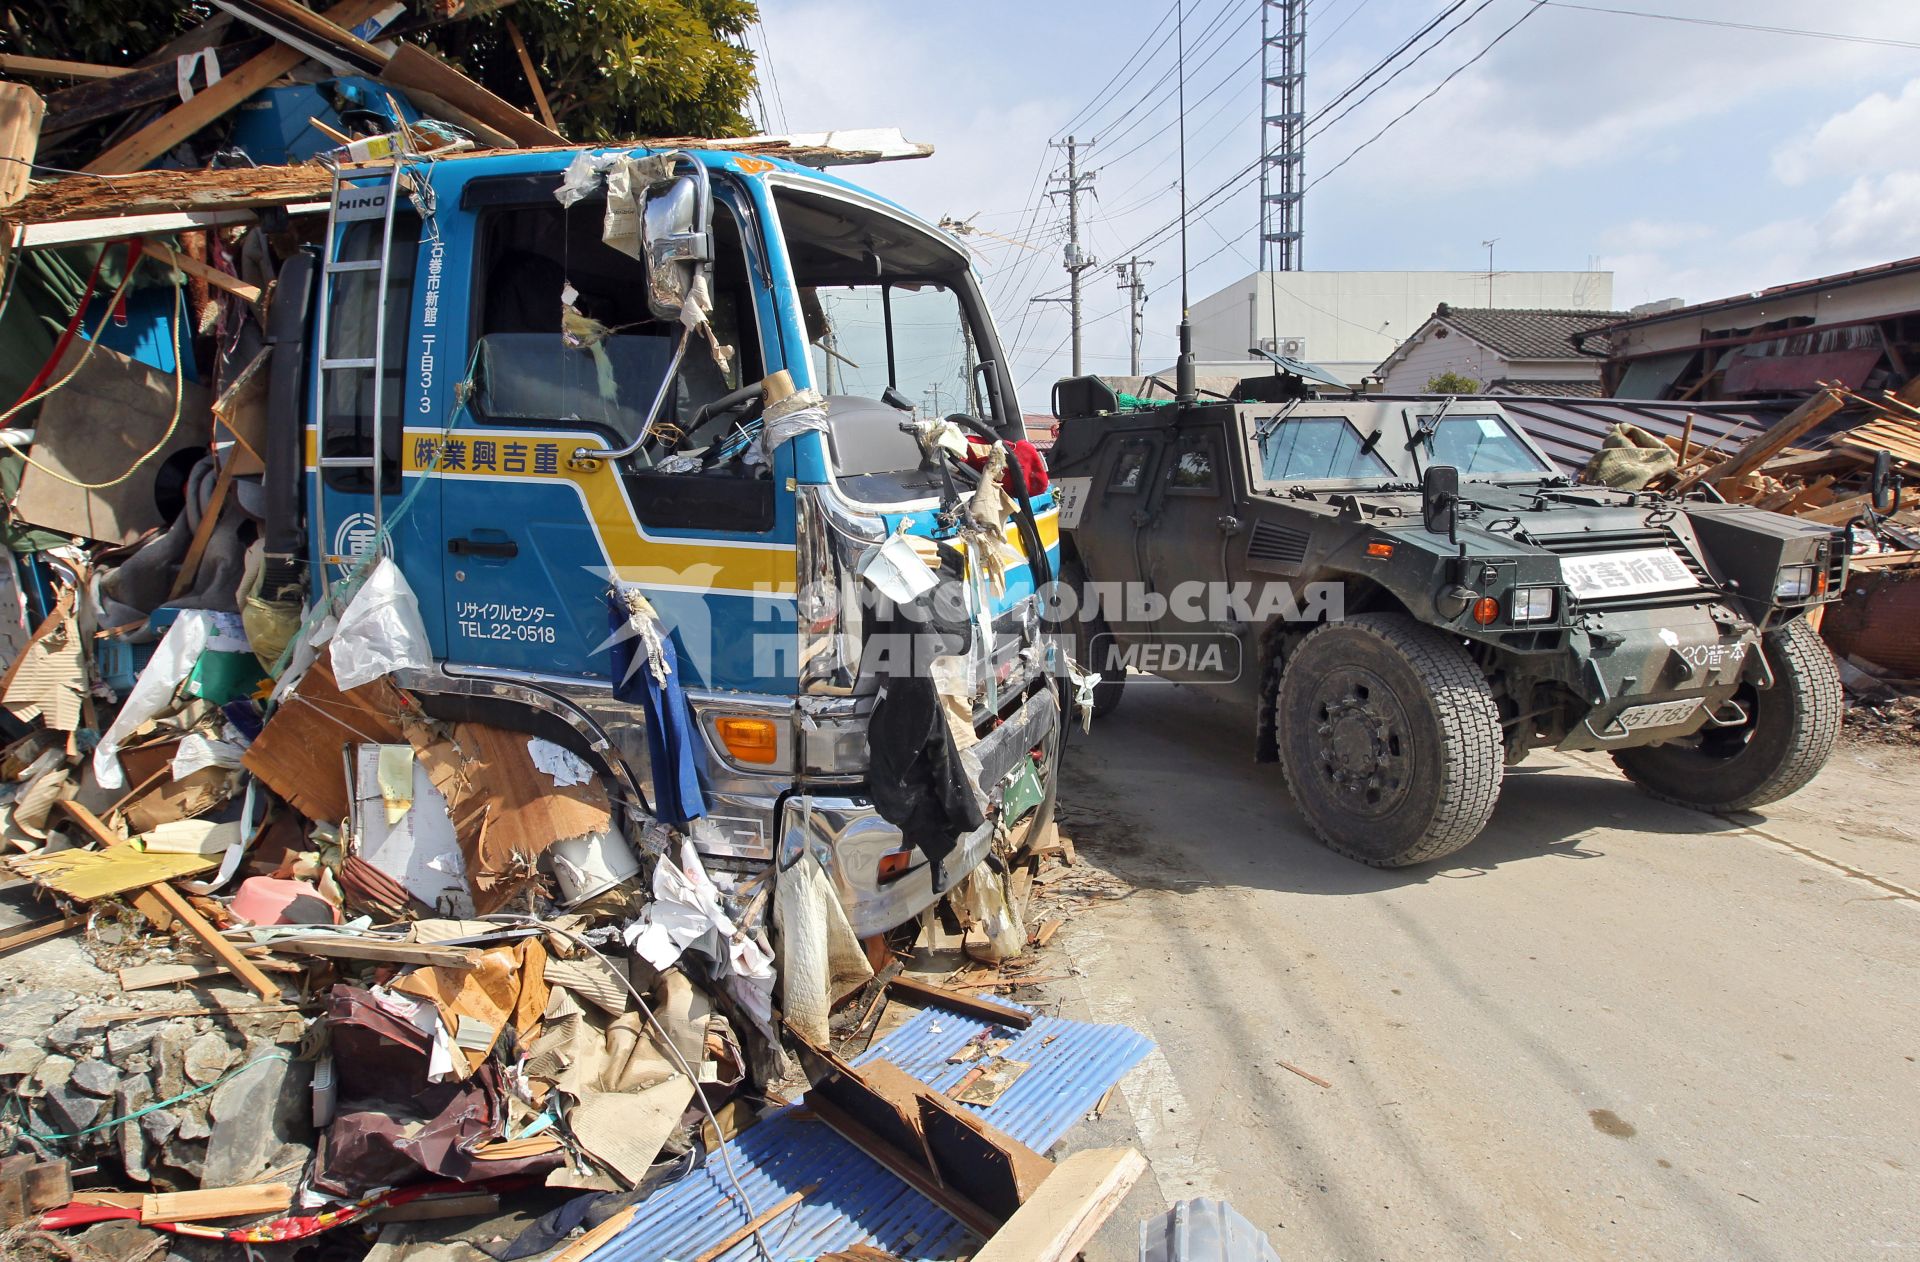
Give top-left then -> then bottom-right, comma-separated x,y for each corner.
330,511 -> 392,577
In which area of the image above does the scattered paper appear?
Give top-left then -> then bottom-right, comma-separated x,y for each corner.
528,738 -> 592,788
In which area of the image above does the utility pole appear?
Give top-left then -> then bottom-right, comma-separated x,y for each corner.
1033,135 -> 1098,376
1115,257 -> 1153,375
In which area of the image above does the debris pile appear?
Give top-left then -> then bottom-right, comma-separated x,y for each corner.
0,4 -> 1153,1259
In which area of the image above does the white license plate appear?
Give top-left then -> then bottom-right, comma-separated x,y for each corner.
1051,476 -> 1093,528
1614,699 -> 1703,731
1560,547 -> 1697,600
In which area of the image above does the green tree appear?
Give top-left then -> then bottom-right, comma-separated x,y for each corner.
1425,370 -> 1480,394
433,0 -> 760,141
2,0 -> 760,144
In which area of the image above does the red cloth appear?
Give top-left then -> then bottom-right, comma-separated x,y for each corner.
962,436 -> 1050,495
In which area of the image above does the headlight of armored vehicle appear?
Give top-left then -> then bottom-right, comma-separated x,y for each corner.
1510,586 -> 1555,623
1774,565 -> 1817,600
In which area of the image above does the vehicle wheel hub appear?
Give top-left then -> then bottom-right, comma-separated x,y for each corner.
1309,674 -> 1409,812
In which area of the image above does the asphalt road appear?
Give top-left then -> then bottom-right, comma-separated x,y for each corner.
1041,681 -> 1919,1261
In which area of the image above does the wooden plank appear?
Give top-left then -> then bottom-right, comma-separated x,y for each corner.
547,1204 -> 638,1262
370,1192 -> 500,1223
0,55 -> 129,80
0,912 -> 83,956
141,239 -> 263,304
503,18 -> 558,133
690,1186 -> 815,1262
212,0 -> 389,73
269,936 -> 482,970
1693,386 -> 1845,490
119,961 -> 229,990
141,1182 -> 293,1224
887,974 -> 1033,1029
970,1148 -> 1148,1262
84,0 -> 390,175
51,799 -> 125,848
146,882 -> 283,1001
1800,493 -> 1871,526
378,44 -> 564,147
0,82 -> 45,210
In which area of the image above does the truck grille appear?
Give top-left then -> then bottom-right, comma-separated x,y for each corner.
1529,527 -> 1718,611
1246,520 -> 1310,566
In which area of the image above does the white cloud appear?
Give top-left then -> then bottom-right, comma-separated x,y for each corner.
1773,77 -> 1920,186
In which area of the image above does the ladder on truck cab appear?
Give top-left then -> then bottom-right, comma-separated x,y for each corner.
312,156 -> 413,594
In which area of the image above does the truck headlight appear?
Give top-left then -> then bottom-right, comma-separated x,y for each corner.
1774,565 -> 1815,600
1510,587 -> 1555,623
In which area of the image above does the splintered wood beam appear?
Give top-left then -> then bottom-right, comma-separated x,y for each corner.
887,974 -> 1034,1028
1689,385 -> 1845,490
141,238 -> 263,304
971,1148 -> 1148,1262
0,55 -> 130,80
146,883 -> 283,1000
503,18 -> 558,133
84,0 -> 389,175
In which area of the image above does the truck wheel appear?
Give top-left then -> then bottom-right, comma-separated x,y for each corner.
1611,617 -> 1841,812
1277,613 -> 1504,866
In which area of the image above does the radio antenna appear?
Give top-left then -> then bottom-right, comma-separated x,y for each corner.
1174,0 -> 1197,404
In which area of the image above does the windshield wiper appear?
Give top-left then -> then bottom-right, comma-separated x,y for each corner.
1407,395 -> 1456,451
1253,398 -> 1304,442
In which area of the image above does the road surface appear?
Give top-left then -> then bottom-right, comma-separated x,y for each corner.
1040,682 -> 1918,1261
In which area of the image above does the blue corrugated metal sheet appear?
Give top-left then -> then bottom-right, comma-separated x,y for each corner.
595,1004 -> 1155,1261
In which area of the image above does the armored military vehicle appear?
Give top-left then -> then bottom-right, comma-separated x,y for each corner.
1047,368 -> 1848,867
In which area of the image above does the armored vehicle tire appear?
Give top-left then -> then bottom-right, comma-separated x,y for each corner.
1611,617 -> 1841,813
1276,613 -> 1504,867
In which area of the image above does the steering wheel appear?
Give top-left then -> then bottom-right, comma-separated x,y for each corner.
671,384 -> 766,454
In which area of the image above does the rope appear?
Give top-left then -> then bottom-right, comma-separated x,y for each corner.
10,1050 -> 291,1141
1,256 -> 193,490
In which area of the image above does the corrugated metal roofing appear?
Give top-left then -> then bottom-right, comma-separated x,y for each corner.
595,1004 -> 1155,1261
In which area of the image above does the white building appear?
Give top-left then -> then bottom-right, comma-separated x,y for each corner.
1174,269 -> 1614,385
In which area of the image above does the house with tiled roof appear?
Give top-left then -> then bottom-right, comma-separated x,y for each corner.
1375,304 -> 1625,396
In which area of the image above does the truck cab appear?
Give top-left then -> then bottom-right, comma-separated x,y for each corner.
260,145 -> 1063,935
1049,371 -> 1844,867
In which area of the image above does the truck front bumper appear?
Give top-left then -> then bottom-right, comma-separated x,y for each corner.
1556,601 -> 1761,753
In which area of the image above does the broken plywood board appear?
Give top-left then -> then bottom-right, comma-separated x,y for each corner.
416,722 -> 612,915
12,846 -> 215,900
242,657 -> 414,825
14,340 -> 212,544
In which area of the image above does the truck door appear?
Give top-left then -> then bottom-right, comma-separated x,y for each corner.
1139,423 -> 1237,682
430,169 -> 785,689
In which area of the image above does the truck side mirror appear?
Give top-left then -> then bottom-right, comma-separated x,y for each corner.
1422,463 -> 1460,541
640,156 -> 714,322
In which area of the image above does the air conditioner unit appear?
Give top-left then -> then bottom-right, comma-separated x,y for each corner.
1279,337 -> 1307,359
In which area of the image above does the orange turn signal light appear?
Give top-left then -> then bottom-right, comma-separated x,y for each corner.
715,717 -> 779,764
1471,596 -> 1501,625
877,849 -> 915,884
1366,541 -> 1395,558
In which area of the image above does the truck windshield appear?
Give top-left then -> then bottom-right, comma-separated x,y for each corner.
1417,414 -> 1552,476
1258,415 -> 1392,481
808,283 -> 980,421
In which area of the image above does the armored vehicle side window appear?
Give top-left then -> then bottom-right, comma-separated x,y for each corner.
1260,416 -> 1390,482
1426,415 -> 1552,475
1167,433 -> 1218,495
1109,442 -> 1154,494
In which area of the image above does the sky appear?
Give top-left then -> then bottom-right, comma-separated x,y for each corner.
752,0 -> 1920,410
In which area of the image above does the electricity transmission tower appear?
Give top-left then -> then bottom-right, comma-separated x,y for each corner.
1259,0 -> 1305,272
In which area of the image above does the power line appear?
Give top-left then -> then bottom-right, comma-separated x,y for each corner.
1307,0 -> 1500,143
1533,1 -> 1920,51
1056,2 -> 1182,138
751,19 -> 789,132
1307,0 -> 1545,192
